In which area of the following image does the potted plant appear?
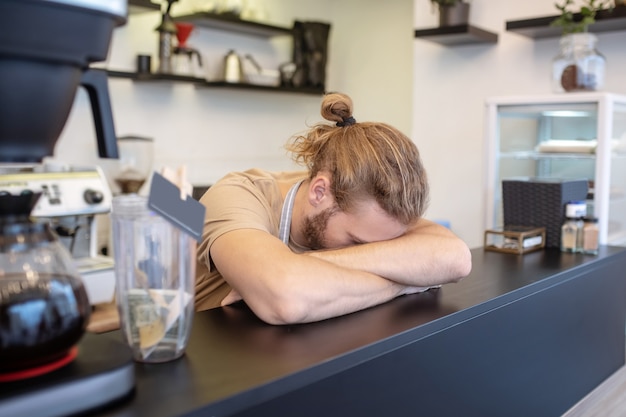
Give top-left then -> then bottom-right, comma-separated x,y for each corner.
550,0 -> 612,92
430,0 -> 470,27
550,0 -> 611,34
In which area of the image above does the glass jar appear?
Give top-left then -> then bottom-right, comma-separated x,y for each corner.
561,201 -> 586,253
583,217 -> 599,255
552,33 -> 605,93
561,216 -> 583,253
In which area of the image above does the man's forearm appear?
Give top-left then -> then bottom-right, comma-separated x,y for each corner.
306,220 -> 472,286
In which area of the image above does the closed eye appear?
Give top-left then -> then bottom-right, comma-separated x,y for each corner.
347,233 -> 366,245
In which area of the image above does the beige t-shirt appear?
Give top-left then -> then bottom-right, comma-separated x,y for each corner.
195,168 -> 308,311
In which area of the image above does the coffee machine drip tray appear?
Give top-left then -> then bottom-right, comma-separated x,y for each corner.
0,334 -> 135,417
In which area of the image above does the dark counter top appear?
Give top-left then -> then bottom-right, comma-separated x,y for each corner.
82,247 -> 626,416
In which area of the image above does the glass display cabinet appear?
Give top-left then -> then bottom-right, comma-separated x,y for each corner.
485,92 -> 626,246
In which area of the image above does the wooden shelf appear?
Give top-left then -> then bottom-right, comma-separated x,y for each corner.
106,70 -> 207,84
414,24 -> 498,46
128,0 -> 160,15
506,6 -> 626,39
119,8 -> 322,96
126,2 -> 293,40
200,81 -> 324,95
172,12 -> 292,38
106,70 -> 324,96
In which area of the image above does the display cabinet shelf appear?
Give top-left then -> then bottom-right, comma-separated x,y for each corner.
506,6 -> 626,39
499,152 -> 598,160
172,12 -> 292,38
414,24 -> 498,46
106,70 -> 324,96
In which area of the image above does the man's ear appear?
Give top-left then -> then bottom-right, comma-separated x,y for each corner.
307,174 -> 332,208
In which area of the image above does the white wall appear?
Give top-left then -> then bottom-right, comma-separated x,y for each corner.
53,0 -> 414,192
413,0 -> 626,248
57,0 -> 624,250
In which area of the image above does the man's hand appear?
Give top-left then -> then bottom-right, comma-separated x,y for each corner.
221,288 -> 243,306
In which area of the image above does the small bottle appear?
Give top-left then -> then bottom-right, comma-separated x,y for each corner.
561,201 -> 586,253
583,217 -> 599,255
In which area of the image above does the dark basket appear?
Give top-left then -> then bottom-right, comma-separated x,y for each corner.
502,178 -> 588,248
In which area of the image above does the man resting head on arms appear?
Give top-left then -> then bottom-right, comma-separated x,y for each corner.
195,92 -> 471,325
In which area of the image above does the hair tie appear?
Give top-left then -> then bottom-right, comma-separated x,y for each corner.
336,116 -> 356,127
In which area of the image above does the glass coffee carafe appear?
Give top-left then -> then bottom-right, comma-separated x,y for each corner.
0,192 -> 91,379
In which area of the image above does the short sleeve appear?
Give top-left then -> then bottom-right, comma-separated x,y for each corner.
196,173 -> 279,269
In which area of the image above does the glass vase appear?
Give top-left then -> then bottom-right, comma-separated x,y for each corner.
552,33 -> 605,93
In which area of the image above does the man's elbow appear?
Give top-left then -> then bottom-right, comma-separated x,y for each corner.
254,299 -> 310,325
246,287 -> 311,325
449,242 -> 472,282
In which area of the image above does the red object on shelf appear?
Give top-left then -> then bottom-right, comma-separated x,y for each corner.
175,22 -> 194,47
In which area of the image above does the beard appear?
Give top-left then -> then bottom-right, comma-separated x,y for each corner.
301,206 -> 339,250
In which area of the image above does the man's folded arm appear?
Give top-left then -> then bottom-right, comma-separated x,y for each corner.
306,218 -> 472,286
210,228 -> 415,325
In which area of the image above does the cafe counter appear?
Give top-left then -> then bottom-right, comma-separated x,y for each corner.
71,247 -> 626,416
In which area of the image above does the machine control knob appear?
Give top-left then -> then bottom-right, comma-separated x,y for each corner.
84,189 -> 104,205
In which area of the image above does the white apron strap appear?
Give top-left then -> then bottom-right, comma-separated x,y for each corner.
278,180 -> 303,245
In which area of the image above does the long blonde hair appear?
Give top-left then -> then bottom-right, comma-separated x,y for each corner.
286,92 -> 429,224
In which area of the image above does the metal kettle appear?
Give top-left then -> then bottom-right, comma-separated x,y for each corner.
223,50 -> 246,83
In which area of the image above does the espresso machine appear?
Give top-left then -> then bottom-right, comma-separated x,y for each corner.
0,164 -> 116,305
0,1 -> 136,415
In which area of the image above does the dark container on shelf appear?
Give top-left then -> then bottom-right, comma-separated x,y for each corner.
502,177 -> 588,248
